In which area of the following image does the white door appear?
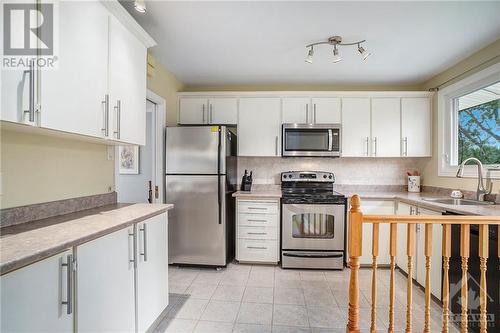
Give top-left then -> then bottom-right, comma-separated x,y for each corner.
341,98 -> 371,157
0,249 -> 73,332
137,213 -> 169,332
238,98 -> 281,156
208,98 -> 237,124
40,1 -> 108,138
371,98 -> 401,157
401,97 -> 431,157
282,97 -> 311,123
0,0 -> 38,125
358,200 -> 394,265
77,227 -> 135,333
108,16 -> 147,145
311,98 -> 341,123
396,202 -> 414,275
178,98 -> 207,124
415,207 -> 442,299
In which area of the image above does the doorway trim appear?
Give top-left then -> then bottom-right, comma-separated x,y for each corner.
114,89 -> 167,203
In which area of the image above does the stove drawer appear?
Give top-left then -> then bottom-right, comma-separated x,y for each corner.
238,213 -> 278,227
238,226 -> 278,240
237,239 -> 278,263
238,201 -> 279,215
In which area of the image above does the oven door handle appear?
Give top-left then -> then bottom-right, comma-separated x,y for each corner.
283,253 -> 343,259
328,129 -> 333,151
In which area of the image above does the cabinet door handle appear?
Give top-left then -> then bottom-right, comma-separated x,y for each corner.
373,137 -> 377,156
248,207 -> 267,210
403,137 -> 408,156
313,103 -> 317,123
247,246 -> 267,250
202,104 -> 206,123
129,229 -> 136,266
305,104 -> 309,123
365,137 -> 369,156
27,59 -> 35,122
101,94 -> 109,136
61,254 -> 73,315
247,232 -> 267,235
275,136 -> 279,156
140,224 -> 148,262
209,104 -> 213,123
113,100 -> 121,139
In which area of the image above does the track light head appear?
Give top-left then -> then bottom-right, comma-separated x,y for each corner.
332,45 -> 342,63
358,45 -> 371,61
305,47 -> 314,64
134,0 -> 146,13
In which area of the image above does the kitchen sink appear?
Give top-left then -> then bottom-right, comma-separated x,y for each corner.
422,198 -> 495,206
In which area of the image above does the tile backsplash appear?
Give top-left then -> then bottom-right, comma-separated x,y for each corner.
237,157 -> 427,185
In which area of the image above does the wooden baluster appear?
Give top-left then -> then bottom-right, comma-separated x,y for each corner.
442,224 -> 452,333
405,223 -> 415,333
371,223 -> 379,333
423,224 -> 433,333
479,225 -> 488,333
460,224 -> 470,333
347,195 -> 363,333
389,223 -> 397,333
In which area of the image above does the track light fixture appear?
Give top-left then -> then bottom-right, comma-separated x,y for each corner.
134,0 -> 146,13
304,35 -> 370,64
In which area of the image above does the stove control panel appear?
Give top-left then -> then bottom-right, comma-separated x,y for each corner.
281,171 -> 335,182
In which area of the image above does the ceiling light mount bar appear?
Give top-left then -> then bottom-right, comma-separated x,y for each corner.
305,35 -> 371,64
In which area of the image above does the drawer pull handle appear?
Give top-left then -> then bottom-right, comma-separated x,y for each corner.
247,246 -> 267,249
247,219 -> 267,223
248,232 -> 267,235
248,207 -> 267,210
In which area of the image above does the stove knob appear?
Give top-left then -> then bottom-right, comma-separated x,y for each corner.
323,175 -> 327,179
329,175 -> 333,179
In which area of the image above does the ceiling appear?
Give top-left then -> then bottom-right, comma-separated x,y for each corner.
121,1 -> 500,87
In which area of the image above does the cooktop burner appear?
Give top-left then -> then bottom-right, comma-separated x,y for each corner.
281,171 -> 346,204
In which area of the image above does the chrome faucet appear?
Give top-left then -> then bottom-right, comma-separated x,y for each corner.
456,157 -> 492,201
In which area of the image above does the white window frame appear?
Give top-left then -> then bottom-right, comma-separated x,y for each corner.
437,62 -> 500,178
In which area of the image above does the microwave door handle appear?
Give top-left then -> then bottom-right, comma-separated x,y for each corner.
328,129 -> 333,151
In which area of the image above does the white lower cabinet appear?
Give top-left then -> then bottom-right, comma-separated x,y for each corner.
396,202 -> 442,299
136,214 -> 169,333
236,199 -> 280,263
77,226 -> 136,333
358,199 -> 395,265
0,249 -> 74,333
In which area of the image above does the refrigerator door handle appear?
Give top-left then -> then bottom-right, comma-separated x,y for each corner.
217,127 -> 222,224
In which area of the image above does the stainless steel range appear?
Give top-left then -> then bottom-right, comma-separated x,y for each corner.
281,171 -> 346,270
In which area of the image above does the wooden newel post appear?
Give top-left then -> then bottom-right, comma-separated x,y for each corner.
347,195 -> 362,333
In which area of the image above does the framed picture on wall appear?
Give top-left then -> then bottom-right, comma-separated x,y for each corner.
119,145 -> 140,174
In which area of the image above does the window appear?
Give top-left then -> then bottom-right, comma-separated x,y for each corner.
438,63 -> 500,178
456,82 -> 500,165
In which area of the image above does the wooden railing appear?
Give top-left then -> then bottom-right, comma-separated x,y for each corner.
346,195 -> 500,333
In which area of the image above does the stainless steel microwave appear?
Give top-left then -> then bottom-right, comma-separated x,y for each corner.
282,124 -> 341,157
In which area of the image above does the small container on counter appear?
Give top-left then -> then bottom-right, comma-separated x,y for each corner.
408,176 -> 421,192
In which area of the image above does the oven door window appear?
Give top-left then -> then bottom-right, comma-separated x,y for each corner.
292,213 -> 335,239
284,129 -> 330,151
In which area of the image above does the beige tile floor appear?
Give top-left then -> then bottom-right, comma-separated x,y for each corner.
152,263 -> 460,333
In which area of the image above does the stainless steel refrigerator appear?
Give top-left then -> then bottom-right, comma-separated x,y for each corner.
166,126 -> 237,267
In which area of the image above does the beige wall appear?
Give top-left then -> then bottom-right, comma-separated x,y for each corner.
418,39 -> 500,194
147,54 -> 185,126
0,129 -> 114,209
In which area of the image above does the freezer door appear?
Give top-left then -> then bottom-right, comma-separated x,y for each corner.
166,175 -> 226,266
166,126 -> 224,174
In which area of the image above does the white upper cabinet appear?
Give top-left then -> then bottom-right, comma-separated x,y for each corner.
282,97 -> 311,123
341,98 -> 371,157
178,98 -> 208,124
401,97 -> 431,157
108,15 -> 147,145
208,98 -> 237,124
41,1 -> 108,138
371,98 -> 401,157
238,98 -> 281,156
311,98 -> 341,124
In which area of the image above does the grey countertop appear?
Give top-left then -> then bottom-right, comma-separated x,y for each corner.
0,203 -> 173,275
233,190 -> 282,199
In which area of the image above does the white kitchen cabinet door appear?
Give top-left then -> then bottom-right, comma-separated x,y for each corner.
77,227 -> 135,333
358,200 -> 395,265
0,249 -> 73,332
40,1 -> 108,138
0,0 -> 38,125
415,207 -> 442,299
108,16 -> 147,145
311,98 -> 341,123
341,98 -> 371,157
282,97 -> 311,123
208,98 -> 237,124
238,98 -> 281,156
371,98 -> 401,157
401,97 -> 431,157
137,213 -> 169,333
396,202 -> 414,275
178,98 -> 208,124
